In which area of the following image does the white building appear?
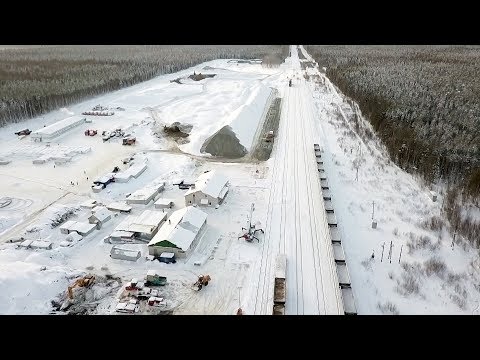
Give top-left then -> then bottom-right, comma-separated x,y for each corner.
107,202 -> 132,213
114,162 -> 148,183
59,221 -> 96,236
31,116 -> 86,142
88,206 -> 112,228
114,210 -> 167,240
126,181 -> 165,205
184,170 -> 229,207
154,198 -> 175,209
148,206 -> 207,258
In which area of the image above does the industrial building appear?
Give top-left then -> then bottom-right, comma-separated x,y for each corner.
184,170 -> 229,207
148,206 -> 207,258
114,162 -> 148,183
31,116 -> 86,142
126,181 -> 165,205
114,210 -> 167,240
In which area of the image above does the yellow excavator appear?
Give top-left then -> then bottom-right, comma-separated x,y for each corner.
67,275 -> 95,299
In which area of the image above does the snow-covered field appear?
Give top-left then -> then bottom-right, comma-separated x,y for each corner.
1,45 -> 478,315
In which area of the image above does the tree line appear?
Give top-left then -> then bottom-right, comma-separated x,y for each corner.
0,45 -> 288,126
305,45 -> 480,199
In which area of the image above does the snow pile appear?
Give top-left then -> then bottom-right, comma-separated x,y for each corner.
227,82 -> 271,151
0,260 -> 72,314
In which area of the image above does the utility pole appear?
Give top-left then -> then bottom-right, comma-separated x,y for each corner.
388,241 -> 393,264
372,201 -> 375,221
381,242 -> 385,262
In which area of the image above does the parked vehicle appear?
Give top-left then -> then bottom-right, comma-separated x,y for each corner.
15,129 -> 31,136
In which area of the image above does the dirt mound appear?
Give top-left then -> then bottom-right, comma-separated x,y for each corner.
200,125 -> 247,158
163,122 -> 193,137
189,73 -> 216,81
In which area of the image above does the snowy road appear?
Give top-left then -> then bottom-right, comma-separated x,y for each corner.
253,47 -> 344,315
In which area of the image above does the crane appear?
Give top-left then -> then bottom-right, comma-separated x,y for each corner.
238,203 -> 264,242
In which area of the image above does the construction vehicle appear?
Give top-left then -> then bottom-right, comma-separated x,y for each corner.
273,254 -> 287,315
15,129 -> 32,136
122,137 -> 136,146
67,275 -> 95,299
238,203 -> 264,242
84,129 -> 97,136
193,274 -> 211,291
145,270 -> 167,286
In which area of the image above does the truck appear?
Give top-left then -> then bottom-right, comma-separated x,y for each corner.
273,254 -> 287,315
122,137 -> 136,146
145,270 -> 167,286
264,130 -> 274,142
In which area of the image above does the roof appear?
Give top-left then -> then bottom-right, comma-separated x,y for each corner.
110,230 -> 134,238
115,210 -> 167,234
91,206 -> 112,222
32,116 -> 86,136
184,170 -> 229,198
94,174 -> 115,184
154,198 -> 175,206
107,202 -> 132,212
148,206 -> 207,250
60,221 -> 96,233
81,199 -> 97,208
66,232 -> 83,242
31,240 -> 52,249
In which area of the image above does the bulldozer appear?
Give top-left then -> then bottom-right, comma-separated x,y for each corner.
67,275 -> 95,299
193,274 -> 211,291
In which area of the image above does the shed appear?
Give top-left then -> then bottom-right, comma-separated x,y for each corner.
88,206 -> 112,228
30,240 -> 53,250
80,199 -> 98,209
18,240 -> 33,249
107,231 -> 135,243
154,198 -> 175,209
110,246 -> 141,262
59,220 -> 96,236
66,232 -> 83,242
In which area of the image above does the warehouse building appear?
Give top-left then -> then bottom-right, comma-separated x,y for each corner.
31,116 -> 86,142
114,209 -> 167,240
148,206 -> 207,258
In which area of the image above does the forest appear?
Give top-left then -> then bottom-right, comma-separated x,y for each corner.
305,45 -> 480,245
0,45 -> 288,126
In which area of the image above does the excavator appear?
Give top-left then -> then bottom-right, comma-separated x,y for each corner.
67,275 -> 95,299
193,274 -> 211,291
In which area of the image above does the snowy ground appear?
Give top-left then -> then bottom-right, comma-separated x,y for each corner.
2,46 -> 478,315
